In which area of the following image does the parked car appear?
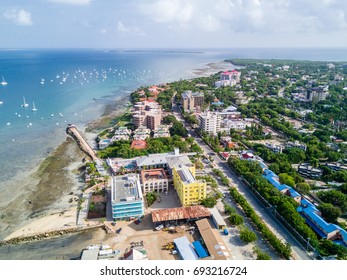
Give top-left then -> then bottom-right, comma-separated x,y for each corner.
223,228 -> 229,235
155,224 -> 164,231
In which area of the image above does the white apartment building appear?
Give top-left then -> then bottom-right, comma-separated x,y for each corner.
198,111 -> 221,136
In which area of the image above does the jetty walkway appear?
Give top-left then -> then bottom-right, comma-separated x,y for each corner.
66,124 -> 98,161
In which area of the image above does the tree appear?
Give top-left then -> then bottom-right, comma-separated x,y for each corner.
228,213 -> 244,225
317,190 -> 347,212
253,247 -> 271,260
240,228 -> 257,243
284,148 -> 306,164
162,115 -> 177,124
169,122 -> 188,137
224,204 -> 236,215
318,203 -> 342,223
295,182 -> 311,195
279,173 -> 295,187
146,192 -> 157,207
200,196 -> 217,208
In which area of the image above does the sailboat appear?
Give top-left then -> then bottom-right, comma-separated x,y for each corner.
32,102 -> 38,112
21,96 -> 29,108
1,76 -> 7,86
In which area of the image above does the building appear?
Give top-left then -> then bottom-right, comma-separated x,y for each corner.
173,164 -> 206,207
297,163 -> 323,179
181,91 -> 204,112
133,126 -> 151,140
173,236 -> 198,260
214,79 -> 236,88
153,125 -> 170,138
263,169 -> 301,203
124,248 -> 148,260
308,86 -> 329,101
198,111 -> 221,136
265,143 -> 283,153
132,101 -> 162,130
98,139 -> 112,150
220,70 -> 241,83
131,140 -> 147,150
324,162 -> 347,172
195,218 -> 230,260
285,141 -> 307,151
111,174 -> 144,220
298,199 -> 347,247
151,206 -> 211,224
140,168 -> 169,194
146,111 -> 162,130
209,207 -> 227,229
112,126 -> 131,141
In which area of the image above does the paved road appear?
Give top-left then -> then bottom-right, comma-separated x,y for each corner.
172,106 -> 311,260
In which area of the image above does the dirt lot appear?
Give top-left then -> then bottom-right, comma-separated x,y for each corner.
105,213 -> 194,260
98,186 -> 195,260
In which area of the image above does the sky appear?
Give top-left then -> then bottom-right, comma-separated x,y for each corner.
1,0 -> 347,49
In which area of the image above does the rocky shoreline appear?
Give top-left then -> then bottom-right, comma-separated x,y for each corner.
0,224 -> 104,246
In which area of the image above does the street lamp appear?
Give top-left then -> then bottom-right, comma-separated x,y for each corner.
306,237 -> 311,251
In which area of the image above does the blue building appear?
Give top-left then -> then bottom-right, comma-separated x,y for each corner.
111,174 -> 144,220
262,168 -> 347,248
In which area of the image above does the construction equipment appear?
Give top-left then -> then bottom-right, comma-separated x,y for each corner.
162,242 -> 175,250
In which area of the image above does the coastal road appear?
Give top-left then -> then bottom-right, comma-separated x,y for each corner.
195,134 -> 311,260
172,105 -> 311,260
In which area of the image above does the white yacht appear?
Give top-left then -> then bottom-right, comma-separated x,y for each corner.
1,76 -> 7,86
21,96 -> 29,108
32,102 -> 38,112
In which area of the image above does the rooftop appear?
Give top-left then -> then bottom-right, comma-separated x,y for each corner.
131,140 -> 147,150
195,219 -> 229,260
151,206 -> 211,223
173,236 -> 198,260
111,175 -> 143,204
141,168 -> 167,182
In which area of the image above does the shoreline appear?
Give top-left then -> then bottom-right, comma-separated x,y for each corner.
1,59 -> 231,243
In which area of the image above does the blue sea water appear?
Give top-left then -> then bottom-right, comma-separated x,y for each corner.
0,47 -> 346,236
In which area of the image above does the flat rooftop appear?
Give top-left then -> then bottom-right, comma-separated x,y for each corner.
112,175 -> 143,203
141,168 -> 167,182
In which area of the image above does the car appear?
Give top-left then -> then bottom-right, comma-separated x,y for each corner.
171,250 -> 178,255
111,222 -> 116,226
155,224 -> 164,231
116,227 -> 122,234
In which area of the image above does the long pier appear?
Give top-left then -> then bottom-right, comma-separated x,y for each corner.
66,124 -> 98,161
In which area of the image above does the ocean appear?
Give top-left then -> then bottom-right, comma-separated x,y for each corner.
0,48 -> 346,258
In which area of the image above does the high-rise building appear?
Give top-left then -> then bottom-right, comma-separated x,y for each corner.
181,91 -> 204,112
198,111 -> 221,136
173,164 -> 206,207
111,174 -> 144,220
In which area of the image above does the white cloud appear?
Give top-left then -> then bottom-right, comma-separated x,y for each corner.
48,0 -> 92,5
3,9 -> 33,26
139,0 -> 347,34
117,21 -> 145,36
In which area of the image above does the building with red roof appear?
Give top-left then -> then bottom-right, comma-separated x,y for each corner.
131,140 -> 147,150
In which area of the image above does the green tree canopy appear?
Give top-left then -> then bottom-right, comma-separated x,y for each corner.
318,203 -> 342,223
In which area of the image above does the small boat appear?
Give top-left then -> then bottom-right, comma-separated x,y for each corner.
21,96 -> 29,108
1,76 -> 7,86
0,100 -> 3,105
32,102 -> 38,112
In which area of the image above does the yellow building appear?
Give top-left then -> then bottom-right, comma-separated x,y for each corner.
173,164 -> 206,206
